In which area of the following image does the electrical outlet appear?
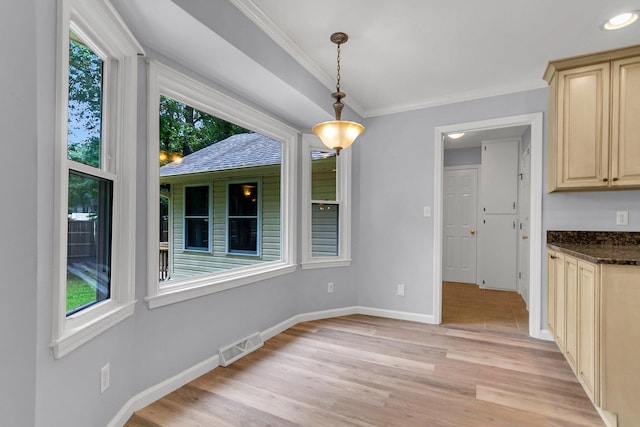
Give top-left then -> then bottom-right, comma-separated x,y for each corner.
397,284 -> 405,296
616,211 -> 629,226
100,363 -> 110,393
327,282 -> 334,293
423,206 -> 431,217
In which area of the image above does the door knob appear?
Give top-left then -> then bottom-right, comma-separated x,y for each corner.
470,229 -> 476,235
522,234 -> 528,240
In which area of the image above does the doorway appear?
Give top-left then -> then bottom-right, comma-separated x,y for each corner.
433,113 -> 544,339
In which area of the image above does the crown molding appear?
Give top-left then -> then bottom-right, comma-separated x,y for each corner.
229,0 -> 366,117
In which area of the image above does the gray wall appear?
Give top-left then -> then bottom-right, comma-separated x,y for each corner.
444,147 -> 482,167
355,90 -> 550,314
1,1 -> 37,425
13,1 -> 640,426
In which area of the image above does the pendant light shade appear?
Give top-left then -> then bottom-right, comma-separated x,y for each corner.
312,32 -> 364,155
312,119 -> 364,153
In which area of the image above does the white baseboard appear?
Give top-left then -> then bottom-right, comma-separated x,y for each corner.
538,329 -> 554,341
356,306 -> 436,324
107,353 -> 220,427
108,305 -> 436,426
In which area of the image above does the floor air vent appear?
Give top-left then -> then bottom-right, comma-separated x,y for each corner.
218,332 -> 263,367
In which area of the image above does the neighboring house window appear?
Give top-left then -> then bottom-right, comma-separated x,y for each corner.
52,0 -> 142,358
147,62 -> 297,308
184,185 -> 210,251
301,135 -> 352,268
227,181 -> 261,255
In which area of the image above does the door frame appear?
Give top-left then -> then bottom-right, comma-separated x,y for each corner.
517,145 -> 531,307
433,113 -> 545,339
442,165 -> 479,285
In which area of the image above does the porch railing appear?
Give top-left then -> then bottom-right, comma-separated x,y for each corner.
159,243 -> 169,281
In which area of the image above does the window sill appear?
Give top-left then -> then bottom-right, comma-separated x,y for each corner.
145,261 -> 297,309
301,258 -> 352,270
50,300 -> 136,359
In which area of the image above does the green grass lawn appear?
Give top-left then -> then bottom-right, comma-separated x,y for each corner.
67,272 -> 97,313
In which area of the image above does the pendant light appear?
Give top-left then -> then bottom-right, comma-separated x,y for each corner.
312,32 -> 364,155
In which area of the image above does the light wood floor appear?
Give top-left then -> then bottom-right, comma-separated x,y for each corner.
442,281 -> 529,335
126,284 -> 602,426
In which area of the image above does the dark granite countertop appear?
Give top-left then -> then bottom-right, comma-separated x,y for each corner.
547,231 -> 640,265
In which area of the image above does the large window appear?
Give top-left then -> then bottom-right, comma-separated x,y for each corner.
52,0 -> 141,358
302,135 -> 352,268
147,62 -> 297,308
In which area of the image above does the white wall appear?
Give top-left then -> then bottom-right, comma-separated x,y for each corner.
0,1 -> 38,425
444,147 -> 482,167
443,147 -> 482,167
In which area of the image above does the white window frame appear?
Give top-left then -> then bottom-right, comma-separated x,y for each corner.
146,62 -> 297,309
226,179 -> 262,257
52,0 -> 142,359
183,184 -> 212,253
301,134 -> 352,269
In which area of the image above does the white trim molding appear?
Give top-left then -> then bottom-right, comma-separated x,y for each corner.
146,61 -> 298,309
434,113 -> 544,338
301,134 -> 352,269
51,0 -> 142,359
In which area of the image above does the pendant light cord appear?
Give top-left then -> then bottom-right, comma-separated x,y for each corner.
336,42 -> 341,93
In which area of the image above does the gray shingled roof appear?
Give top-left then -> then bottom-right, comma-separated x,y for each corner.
160,133 -> 281,177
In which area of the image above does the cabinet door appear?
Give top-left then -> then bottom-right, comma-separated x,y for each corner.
554,252 -> 566,352
565,256 -> 579,373
611,56 -> 640,187
547,251 -> 557,334
477,215 -> 517,290
556,63 -> 610,189
480,140 -> 519,214
577,260 -> 598,404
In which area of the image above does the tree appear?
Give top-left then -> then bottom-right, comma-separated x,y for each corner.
67,37 -> 104,212
68,38 -> 103,169
159,96 -> 249,165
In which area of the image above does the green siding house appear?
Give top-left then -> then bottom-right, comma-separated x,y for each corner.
159,133 -> 282,281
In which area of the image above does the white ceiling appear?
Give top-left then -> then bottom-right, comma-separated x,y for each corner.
112,0 -> 640,124
233,0 -> 640,117
443,125 -> 529,150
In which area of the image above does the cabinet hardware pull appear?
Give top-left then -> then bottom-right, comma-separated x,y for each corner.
550,255 -> 557,259
603,178 -> 608,182
612,177 -> 619,182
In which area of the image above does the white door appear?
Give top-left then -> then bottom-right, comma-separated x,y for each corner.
478,138 -> 519,291
443,168 -> 478,284
478,214 -> 518,290
480,139 -> 519,214
518,146 -> 531,306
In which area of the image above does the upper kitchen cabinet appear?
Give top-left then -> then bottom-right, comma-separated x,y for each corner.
544,45 -> 640,192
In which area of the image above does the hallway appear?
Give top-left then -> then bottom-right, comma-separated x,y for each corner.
442,281 -> 529,335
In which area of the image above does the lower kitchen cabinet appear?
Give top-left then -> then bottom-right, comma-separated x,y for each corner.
547,248 -> 640,426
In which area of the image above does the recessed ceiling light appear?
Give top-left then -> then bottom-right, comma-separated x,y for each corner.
602,11 -> 639,30
448,132 -> 465,139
